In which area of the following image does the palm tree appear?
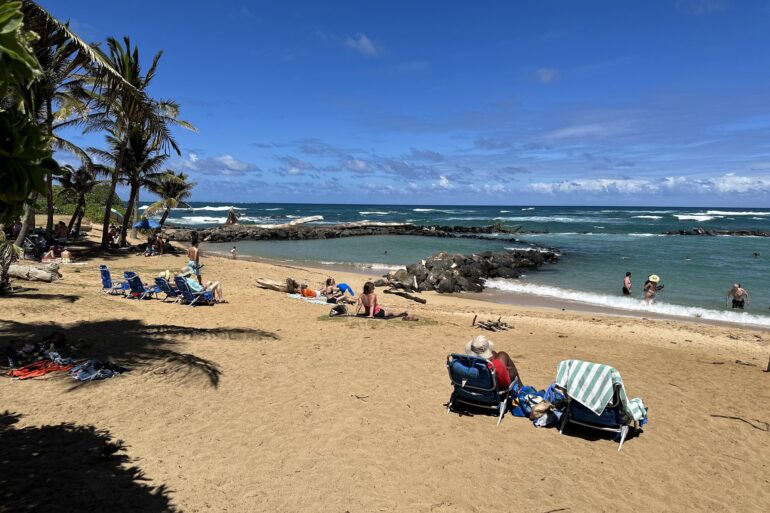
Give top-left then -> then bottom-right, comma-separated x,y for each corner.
94,36 -> 195,249
91,124 -> 168,245
57,162 -> 105,237
144,171 -> 195,227
7,1 -> 146,246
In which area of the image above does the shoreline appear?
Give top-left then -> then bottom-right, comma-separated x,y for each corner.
202,244 -> 770,331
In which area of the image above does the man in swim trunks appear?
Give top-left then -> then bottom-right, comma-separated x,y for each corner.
726,283 -> 750,309
622,272 -> 632,296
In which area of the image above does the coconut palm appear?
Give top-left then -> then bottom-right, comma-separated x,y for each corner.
91,124 -> 168,245
57,162 -> 105,237
94,36 -> 195,249
144,171 -> 195,227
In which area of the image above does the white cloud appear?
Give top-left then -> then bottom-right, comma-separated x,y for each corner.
180,153 -> 259,175
345,158 -> 369,172
542,122 -> 629,141
528,178 -> 655,194
707,173 -> 770,193
344,33 -> 379,56
216,155 -> 249,171
436,175 -> 452,189
535,67 -> 560,84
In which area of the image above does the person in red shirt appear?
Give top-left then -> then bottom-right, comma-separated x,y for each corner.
464,335 -> 520,389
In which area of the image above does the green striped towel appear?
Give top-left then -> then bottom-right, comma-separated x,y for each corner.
555,360 -> 647,423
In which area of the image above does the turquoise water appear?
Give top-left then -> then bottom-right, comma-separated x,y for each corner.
150,202 -> 770,327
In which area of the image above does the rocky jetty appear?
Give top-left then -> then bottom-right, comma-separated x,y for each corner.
164,222 -> 542,244
663,227 -> 770,237
382,249 -> 558,294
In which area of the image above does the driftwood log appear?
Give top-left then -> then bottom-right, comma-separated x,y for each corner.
472,314 -> 510,332
255,278 -> 290,292
9,263 -> 62,282
383,289 -> 427,304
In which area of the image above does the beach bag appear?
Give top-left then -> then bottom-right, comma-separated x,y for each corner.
511,385 -> 540,417
329,304 -> 348,317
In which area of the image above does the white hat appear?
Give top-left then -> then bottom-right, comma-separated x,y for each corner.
465,335 -> 494,359
158,270 -> 171,281
179,266 -> 192,277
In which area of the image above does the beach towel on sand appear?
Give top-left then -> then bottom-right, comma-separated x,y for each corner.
287,293 -> 328,305
7,360 -> 73,380
555,359 -> 647,422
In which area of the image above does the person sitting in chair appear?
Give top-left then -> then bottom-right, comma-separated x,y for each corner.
464,335 -> 520,389
179,267 -> 226,303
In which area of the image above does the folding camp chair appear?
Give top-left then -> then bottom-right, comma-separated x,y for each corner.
99,265 -> 129,295
445,353 -> 518,426
154,277 -> 181,303
174,276 -> 214,306
554,360 -> 646,451
124,272 -> 161,300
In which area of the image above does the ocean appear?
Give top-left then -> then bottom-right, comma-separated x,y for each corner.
142,203 -> 770,328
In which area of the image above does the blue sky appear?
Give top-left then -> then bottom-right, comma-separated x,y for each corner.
46,0 -> 770,206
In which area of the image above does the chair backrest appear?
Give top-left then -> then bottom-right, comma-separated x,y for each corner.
126,274 -> 146,294
99,266 -> 113,288
174,276 -> 196,300
154,277 -> 177,296
447,354 -> 498,392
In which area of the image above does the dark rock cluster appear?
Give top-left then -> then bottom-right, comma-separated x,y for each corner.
164,223 -> 539,243
384,250 -> 558,294
664,227 -> 770,237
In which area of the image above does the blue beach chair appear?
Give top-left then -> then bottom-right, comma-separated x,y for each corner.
124,272 -> 161,300
154,277 -> 181,303
554,360 -> 648,451
174,276 -> 214,306
99,265 -> 129,295
446,354 -> 518,426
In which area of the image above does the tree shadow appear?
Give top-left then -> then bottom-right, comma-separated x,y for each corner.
4,292 -> 81,303
0,411 -> 179,513
0,319 -> 279,389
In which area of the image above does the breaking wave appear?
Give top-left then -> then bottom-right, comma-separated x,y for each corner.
674,214 -> 721,222
633,215 -> 663,219
485,280 -> 770,328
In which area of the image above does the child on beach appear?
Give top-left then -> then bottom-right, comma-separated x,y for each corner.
231,246 -> 237,259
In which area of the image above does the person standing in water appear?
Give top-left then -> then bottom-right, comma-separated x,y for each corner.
622,272 -> 632,296
187,231 -> 203,285
643,275 -> 660,302
230,246 -> 237,260
726,283 -> 750,309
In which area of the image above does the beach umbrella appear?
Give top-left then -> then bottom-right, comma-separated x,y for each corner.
133,218 -> 161,230
101,207 -> 123,221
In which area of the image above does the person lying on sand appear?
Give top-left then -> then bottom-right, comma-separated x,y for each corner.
726,283 -> 749,309
465,335 -> 520,388
300,283 -> 319,298
179,267 -> 226,303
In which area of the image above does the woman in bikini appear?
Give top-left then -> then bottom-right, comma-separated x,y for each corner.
356,281 -> 410,319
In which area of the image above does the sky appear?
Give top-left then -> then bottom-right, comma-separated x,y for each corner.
44,0 -> 770,206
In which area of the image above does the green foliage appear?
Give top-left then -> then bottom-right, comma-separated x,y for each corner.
0,109 -> 57,224
41,182 -> 124,222
0,1 -> 42,98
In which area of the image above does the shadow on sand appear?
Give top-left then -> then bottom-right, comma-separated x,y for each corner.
0,319 -> 279,389
0,410 -> 179,513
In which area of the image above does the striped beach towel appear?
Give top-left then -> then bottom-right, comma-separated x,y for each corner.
555,360 -> 647,422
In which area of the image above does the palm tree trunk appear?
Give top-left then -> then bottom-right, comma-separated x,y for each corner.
14,192 -> 38,246
119,182 -> 138,246
45,97 -> 54,233
0,242 -> 14,293
131,189 -> 140,239
74,207 -> 85,237
101,140 -> 127,249
67,196 -> 85,236
159,207 -> 170,227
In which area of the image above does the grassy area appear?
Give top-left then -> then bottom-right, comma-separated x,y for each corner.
36,184 -> 126,224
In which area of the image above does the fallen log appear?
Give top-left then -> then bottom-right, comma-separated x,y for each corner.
383,289 -> 427,304
255,278 -> 289,292
9,263 -> 62,282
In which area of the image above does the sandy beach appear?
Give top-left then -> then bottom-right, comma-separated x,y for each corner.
2,234 -> 769,513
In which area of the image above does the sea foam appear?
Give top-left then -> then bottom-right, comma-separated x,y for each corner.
485,280 -> 770,328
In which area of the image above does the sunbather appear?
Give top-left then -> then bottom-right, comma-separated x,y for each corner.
321,278 -> 353,303
179,267 -> 226,302
464,335 -> 520,389
356,281 -> 409,319
300,283 -> 318,298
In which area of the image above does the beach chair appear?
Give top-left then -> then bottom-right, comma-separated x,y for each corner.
554,359 -> 648,451
124,272 -> 161,300
154,277 -> 181,303
445,354 -> 518,426
174,276 -> 214,306
99,265 -> 129,295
